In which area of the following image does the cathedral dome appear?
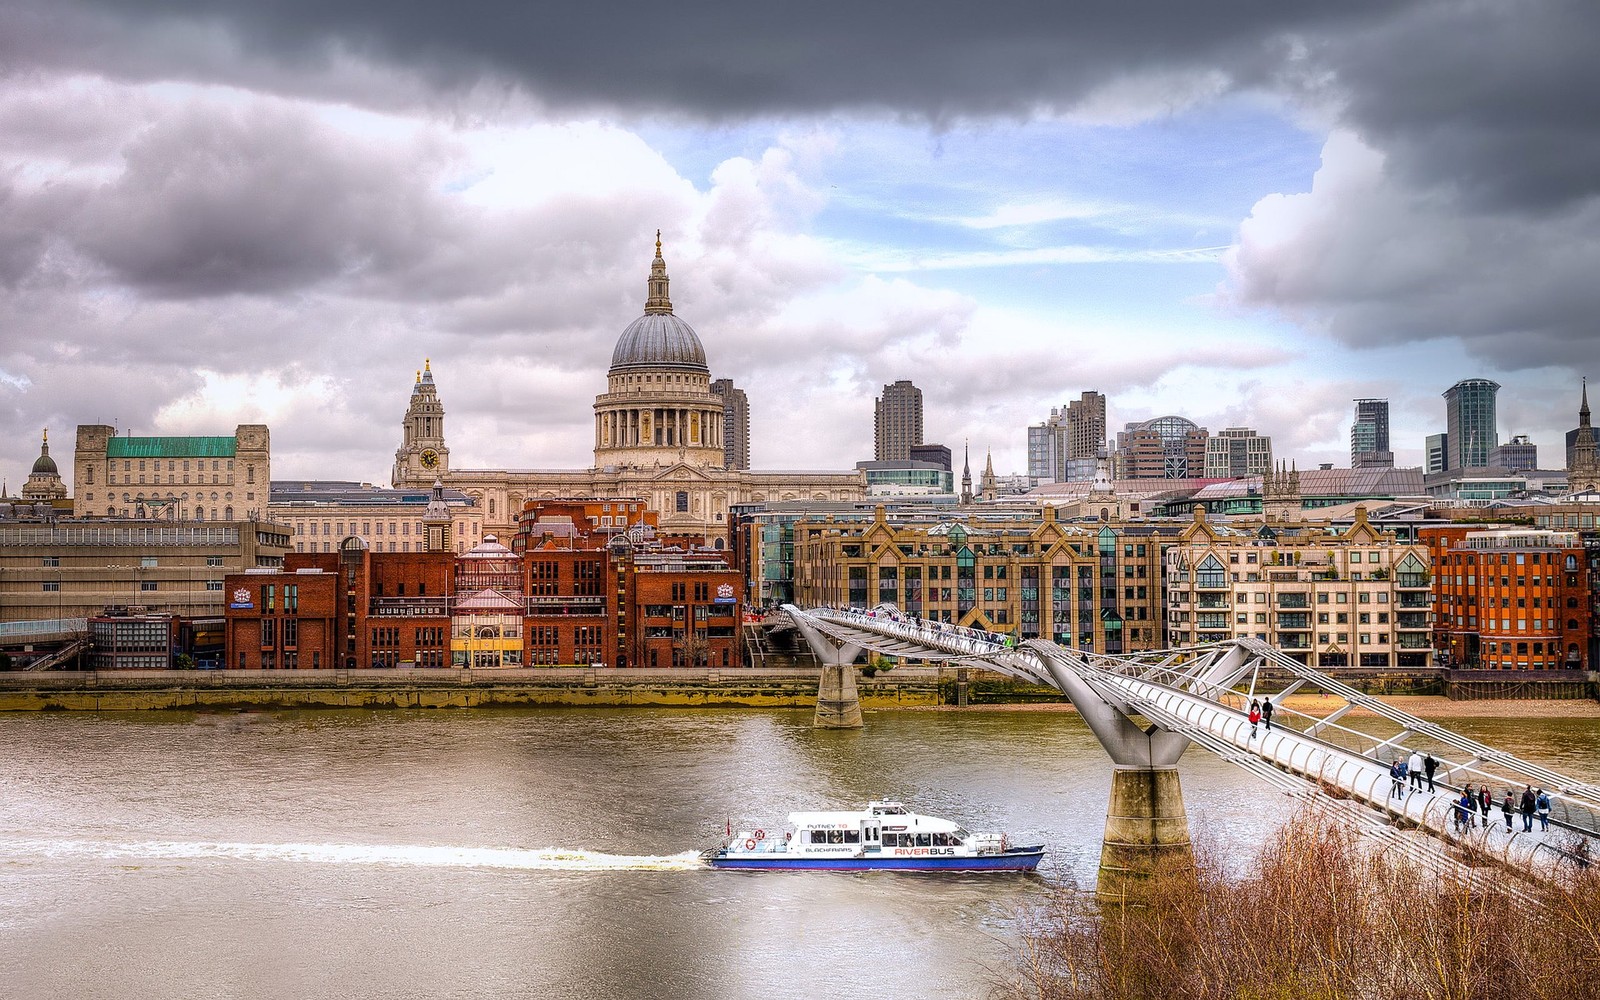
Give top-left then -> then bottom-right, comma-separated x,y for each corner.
31,433 -> 58,476
608,234 -> 709,375
610,312 -> 708,374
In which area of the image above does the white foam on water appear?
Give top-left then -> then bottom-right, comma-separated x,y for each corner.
0,837 -> 708,872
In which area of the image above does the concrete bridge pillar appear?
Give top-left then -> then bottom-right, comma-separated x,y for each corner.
1097,766 -> 1192,904
814,664 -> 864,729
789,614 -> 864,729
1023,641 -> 1194,902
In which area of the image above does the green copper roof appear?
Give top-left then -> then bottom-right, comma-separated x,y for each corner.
106,436 -> 237,458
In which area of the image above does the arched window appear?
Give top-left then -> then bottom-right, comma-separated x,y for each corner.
224,506 -> 234,520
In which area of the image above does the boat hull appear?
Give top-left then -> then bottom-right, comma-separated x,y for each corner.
706,846 -> 1045,872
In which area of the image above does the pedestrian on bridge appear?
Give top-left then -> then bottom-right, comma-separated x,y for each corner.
1479,786 -> 1492,826
1502,790 -> 1516,831
1460,787 -> 1478,829
1261,698 -> 1274,731
1423,752 -> 1439,791
1408,750 -> 1425,791
1536,789 -> 1551,831
1390,759 -> 1405,799
1520,786 -> 1536,832
1248,701 -> 1261,740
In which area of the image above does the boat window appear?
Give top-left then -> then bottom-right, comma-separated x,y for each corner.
844,831 -> 860,844
933,833 -> 949,847
916,834 -> 932,847
953,828 -> 970,840
828,830 -> 844,845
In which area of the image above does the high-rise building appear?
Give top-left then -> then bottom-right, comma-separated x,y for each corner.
1203,427 -> 1273,479
1443,378 -> 1500,470
1425,433 -> 1450,475
1025,391 -> 1106,482
1489,435 -> 1537,472
908,443 -> 952,471
710,378 -> 750,470
1350,399 -> 1393,468
1114,416 -> 1208,479
873,380 -> 923,462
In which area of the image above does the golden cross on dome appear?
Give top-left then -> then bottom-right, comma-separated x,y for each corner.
655,230 -> 662,257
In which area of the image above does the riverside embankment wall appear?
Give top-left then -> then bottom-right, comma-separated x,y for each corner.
0,667 -> 992,712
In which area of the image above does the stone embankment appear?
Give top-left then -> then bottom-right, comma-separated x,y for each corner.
0,666 -> 979,712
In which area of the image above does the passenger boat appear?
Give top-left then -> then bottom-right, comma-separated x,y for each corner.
706,800 -> 1044,872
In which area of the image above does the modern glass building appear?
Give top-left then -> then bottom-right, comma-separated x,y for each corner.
1444,378 -> 1500,470
1350,398 -> 1393,467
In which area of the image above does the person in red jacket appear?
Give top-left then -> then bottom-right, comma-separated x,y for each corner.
1248,700 -> 1261,740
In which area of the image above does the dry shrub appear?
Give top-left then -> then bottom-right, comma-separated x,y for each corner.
1000,809 -> 1600,1000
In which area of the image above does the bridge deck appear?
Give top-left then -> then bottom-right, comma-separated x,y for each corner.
785,604 -> 1599,884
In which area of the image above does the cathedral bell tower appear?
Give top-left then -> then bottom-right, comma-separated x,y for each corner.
394,360 -> 450,487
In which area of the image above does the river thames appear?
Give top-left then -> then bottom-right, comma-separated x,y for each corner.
2,707 -> 1597,999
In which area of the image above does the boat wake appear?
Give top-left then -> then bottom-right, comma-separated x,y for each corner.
0,837 -> 708,872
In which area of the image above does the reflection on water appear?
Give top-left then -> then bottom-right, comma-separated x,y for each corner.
0,707 -> 1594,1000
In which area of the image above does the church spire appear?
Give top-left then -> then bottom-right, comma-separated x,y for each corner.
1582,376 -> 1591,427
960,440 -> 973,504
645,230 -> 673,315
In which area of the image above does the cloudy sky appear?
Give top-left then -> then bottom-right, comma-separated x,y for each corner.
3,0 -> 1598,487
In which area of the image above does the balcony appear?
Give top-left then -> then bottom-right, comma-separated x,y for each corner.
1276,613 -> 1311,630
1396,613 -> 1429,630
1397,634 -> 1431,650
1276,635 -> 1311,650
1398,592 -> 1430,608
1276,593 -> 1310,609
1196,595 -> 1230,609
1396,573 -> 1431,589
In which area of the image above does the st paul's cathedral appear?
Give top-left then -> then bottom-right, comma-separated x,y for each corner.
392,237 -> 866,540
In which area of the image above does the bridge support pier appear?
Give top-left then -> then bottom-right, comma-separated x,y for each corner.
790,615 -> 864,729
814,664 -> 864,729
1027,645 -> 1194,902
1097,766 -> 1192,904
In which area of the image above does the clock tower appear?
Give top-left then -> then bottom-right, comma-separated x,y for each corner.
393,359 -> 450,486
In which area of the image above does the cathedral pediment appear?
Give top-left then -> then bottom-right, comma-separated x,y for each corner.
647,463 -> 716,483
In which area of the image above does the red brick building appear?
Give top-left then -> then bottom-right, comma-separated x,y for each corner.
224,499 -> 743,669
1422,525 -> 1590,670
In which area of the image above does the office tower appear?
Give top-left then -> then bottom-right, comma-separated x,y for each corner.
1114,416 -> 1209,479
1350,399 -> 1394,468
1425,433 -> 1449,475
710,378 -> 750,470
874,380 -> 923,461
1203,427 -> 1273,478
908,443 -> 952,471
1489,435 -> 1536,472
1443,378 -> 1499,470
1025,391 -> 1106,482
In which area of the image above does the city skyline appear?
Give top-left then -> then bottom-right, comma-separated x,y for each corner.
3,3 -> 1598,486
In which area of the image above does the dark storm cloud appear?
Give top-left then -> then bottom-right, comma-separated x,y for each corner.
75,103 -> 451,297
11,1 -> 1393,118
1313,0 -> 1600,212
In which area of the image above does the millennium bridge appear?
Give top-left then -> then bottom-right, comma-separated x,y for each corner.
784,603 -> 1600,898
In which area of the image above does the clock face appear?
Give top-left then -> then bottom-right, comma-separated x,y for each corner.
420,449 -> 439,469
